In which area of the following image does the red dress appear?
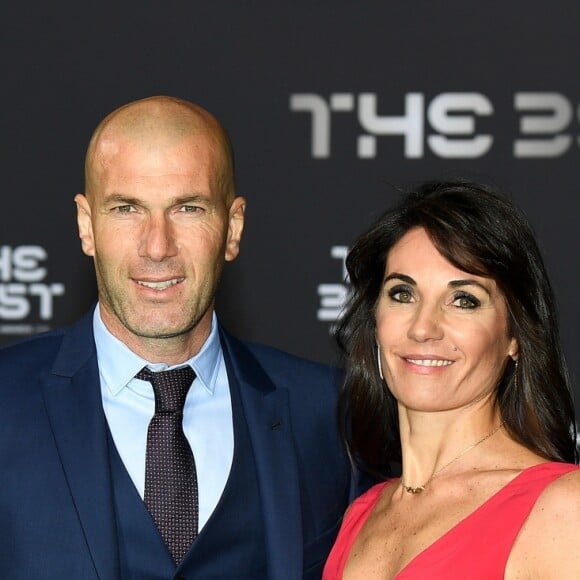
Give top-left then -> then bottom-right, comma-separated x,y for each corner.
323,462 -> 579,579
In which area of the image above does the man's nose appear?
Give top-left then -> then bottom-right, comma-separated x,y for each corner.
139,214 -> 178,261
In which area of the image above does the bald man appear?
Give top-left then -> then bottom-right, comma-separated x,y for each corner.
0,96 -> 355,580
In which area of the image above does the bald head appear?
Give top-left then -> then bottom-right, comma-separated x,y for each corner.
84,95 -> 235,201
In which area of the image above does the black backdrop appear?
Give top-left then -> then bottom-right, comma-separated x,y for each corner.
2,2 -> 580,425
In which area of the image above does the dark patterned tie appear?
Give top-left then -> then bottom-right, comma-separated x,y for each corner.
136,366 -> 198,564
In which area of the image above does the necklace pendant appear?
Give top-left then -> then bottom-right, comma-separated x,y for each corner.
402,483 -> 425,494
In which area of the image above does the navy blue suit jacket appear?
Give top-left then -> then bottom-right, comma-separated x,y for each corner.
0,309 -> 354,579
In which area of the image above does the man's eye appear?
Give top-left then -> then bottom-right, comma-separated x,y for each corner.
453,293 -> 480,309
180,205 -> 203,213
114,205 -> 135,213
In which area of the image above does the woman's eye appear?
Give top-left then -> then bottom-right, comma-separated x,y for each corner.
388,287 -> 413,303
453,293 -> 480,309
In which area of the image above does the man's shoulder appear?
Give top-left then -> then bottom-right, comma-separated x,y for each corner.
0,310 -> 94,376
0,327 -> 67,367
246,340 -> 336,373
0,330 -> 69,398
219,327 -> 343,386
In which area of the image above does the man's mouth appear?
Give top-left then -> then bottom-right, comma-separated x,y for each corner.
136,278 -> 184,290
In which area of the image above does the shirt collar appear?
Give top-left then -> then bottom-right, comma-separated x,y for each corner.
93,304 -> 222,397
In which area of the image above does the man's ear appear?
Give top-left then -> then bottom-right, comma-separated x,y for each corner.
75,193 -> 95,257
225,196 -> 246,262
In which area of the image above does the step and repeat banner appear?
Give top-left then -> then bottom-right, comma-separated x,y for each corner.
2,2 -> 580,420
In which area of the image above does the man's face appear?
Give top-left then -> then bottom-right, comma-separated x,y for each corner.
76,131 -> 244,357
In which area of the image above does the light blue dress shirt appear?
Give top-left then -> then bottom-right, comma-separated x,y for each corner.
93,305 -> 234,531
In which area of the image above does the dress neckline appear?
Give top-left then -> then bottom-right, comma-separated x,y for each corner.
392,462 -> 568,578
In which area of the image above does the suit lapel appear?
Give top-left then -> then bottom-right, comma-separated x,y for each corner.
41,311 -> 120,580
220,328 -> 303,580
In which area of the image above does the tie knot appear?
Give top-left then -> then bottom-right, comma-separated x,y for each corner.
136,366 -> 196,413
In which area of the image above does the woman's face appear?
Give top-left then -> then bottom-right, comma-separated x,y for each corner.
375,227 -> 517,412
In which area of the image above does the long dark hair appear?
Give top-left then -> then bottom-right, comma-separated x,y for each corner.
336,180 -> 577,478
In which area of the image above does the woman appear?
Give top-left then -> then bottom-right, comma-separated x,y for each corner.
324,180 -> 580,579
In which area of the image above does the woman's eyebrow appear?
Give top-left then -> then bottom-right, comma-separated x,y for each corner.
449,279 -> 492,296
384,273 -> 415,285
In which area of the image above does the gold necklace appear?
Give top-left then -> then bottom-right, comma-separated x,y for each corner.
401,422 -> 504,494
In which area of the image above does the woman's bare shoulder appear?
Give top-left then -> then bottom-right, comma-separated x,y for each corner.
533,466 -> 580,519
507,464 -> 580,579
